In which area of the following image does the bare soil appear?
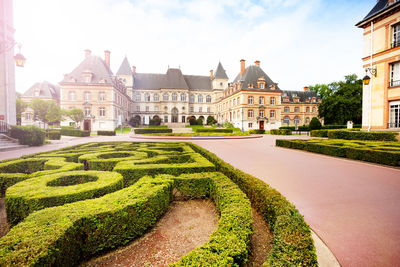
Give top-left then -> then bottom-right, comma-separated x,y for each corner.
0,198 -> 10,237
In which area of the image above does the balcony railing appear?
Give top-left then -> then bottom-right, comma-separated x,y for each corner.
0,121 -> 11,133
388,122 -> 400,128
392,40 -> 400,49
389,80 -> 400,87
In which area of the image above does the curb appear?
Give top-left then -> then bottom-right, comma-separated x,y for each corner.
130,135 -> 263,140
311,230 -> 341,267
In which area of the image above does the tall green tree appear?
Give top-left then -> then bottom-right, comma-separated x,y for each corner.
310,74 -> 362,125
16,98 -> 28,125
29,99 -> 63,127
66,108 -> 84,128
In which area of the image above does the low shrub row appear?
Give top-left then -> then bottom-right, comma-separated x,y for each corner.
310,129 -> 329,137
78,151 -> 145,171
97,130 -> 116,136
328,130 -> 398,141
276,139 -> 400,166
249,129 -> 265,134
270,129 -> 292,135
280,126 -> 310,131
60,127 -> 90,137
188,143 -> 317,266
195,128 -> 233,133
46,130 -> 61,140
9,125 -> 46,146
134,128 -> 173,134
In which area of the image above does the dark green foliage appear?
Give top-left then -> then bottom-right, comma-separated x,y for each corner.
270,129 -> 292,135
321,125 -> 347,129
149,116 -> 161,126
279,126 -> 295,130
97,130 -> 116,136
189,117 -> 197,125
9,125 -> 46,146
310,129 -> 329,137
46,130 -> 61,140
134,128 -> 173,134
60,127 -> 90,137
328,130 -> 398,141
206,115 -> 217,125
309,117 -> 322,130
195,128 -> 233,133
0,173 -> 28,196
276,139 -> 400,166
188,143 -> 317,266
249,129 -> 265,134
196,117 -> 204,125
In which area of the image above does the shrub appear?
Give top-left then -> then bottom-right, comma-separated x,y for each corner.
310,129 -> 329,137
206,115 -> 217,125
279,126 -> 295,131
223,122 -> 234,128
60,127 -> 90,137
189,118 -> 197,125
46,130 -> 61,140
9,125 -> 45,146
321,125 -> 347,129
97,130 -> 116,136
195,128 -> 233,133
196,117 -> 204,125
328,130 -> 398,141
149,116 -> 161,126
249,129 -> 265,134
309,117 -> 322,130
134,128 -> 173,134
270,129 -> 292,135
298,125 -> 310,131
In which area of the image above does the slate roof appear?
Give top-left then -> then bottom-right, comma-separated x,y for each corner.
214,62 -> 228,79
22,81 -> 60,100
134,68 -> 212,90
233,65 -> 281,92
356,0 -> 400,27
116,57 -> 132,76
281,90 -> 320,102
60,55 -> 114,85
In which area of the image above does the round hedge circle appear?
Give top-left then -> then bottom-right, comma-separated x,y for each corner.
5,170 -> 124,225
78,151 -> 148,171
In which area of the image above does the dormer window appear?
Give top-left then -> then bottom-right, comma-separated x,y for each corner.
259,83 -> 265,89
283,97 -> 290,102
294,97 -> 300,103
34,89 -> 40,97
99,78 -> 106,83
257,77 -> 266,89
82,69 -> 93,83
248,83 -> 254,89
312,97 -> 316,103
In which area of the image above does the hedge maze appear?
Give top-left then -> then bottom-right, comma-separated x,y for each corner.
0,142 -> 317,266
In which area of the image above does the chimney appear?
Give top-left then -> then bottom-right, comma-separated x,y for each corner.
304,86 -> 309,91
84,49 -> 91,58
388,0 -> 395,4
240,59 -> 245,76
104,50 -> 111,69
255,60 -> 260,67
132,65 -> 136,76
210,70 -> 214,78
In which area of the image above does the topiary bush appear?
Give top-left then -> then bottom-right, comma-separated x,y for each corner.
270,129 -> 292,135
97,130 -> 116,136
60,127 -> 90,137
134,128 -> 173,134
249,129 -> 265,134
46,130 -> 61,140
9,125 -> 46,146
310,129 -> 329,137
309,117 -> 322,130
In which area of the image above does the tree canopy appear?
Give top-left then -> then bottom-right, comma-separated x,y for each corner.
309,74 -> 362,125
29,99 -> 63,126
16,99 -> 28,125
66,108 -> 85,127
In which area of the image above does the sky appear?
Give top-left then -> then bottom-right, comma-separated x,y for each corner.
14,0 -> 374,93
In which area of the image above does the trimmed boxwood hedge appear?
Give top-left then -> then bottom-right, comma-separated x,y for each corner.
249,129 -> 265,134
195,128 -> 233,133
9,125 -> 46,146
6,170 -> 124,225
187,143 -> 317,266
134,128 -> 173,134
97,130 -> 116,136
46,130 -> 61,140
270,129 -> 292,135
276,139 -> 400,166
310,129 -> 329,137
60,128 -> 90,137
78,151 -> 146,171
328,130 -> 398,141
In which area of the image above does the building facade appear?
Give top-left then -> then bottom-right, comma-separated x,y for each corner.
59,50 -> 131,131
0,0 -> 17,126
216,60 -> 320,131
356,0 -> 400,130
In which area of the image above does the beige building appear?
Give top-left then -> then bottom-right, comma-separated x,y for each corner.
216,60 -> 320,131
356,0 -> 400,130
60,50 -> 131,131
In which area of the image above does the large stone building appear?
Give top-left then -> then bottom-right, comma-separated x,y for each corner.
216,60 -> 320,131
0,0 -> 17,126
60,50 -> 131,131
356,0 -> 400,130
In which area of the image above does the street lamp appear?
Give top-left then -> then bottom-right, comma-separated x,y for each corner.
0,42 -> 26,67
363,67 -> 377,132
362,67 -> 377,86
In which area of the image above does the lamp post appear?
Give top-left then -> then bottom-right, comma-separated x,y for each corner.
363,67 -> 377,132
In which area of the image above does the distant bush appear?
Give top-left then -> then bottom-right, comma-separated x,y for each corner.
60,127 -> 90,137
196,117 -> 204,125
195,128 -> 233,133
134,128 -> 172,134
321,125 -> 347,129
309,117 -> 322,131
46,130 -> 61,140
310,130 -> 329,137
270,129 -> 292,135
9,126 -> 45,146
97,131 -> 116,136
328,130 -> 398,141
249,129 -> 265,134
206,116 -> 216,125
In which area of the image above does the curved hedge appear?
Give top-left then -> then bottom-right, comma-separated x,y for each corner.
328,130 -> 398,141
6,170 -> 123,225
270,129 -> 292,135
249,129 -> 265,134
134,128 -> 173,134
78,151 -> 147,171
195,128 -> 233,133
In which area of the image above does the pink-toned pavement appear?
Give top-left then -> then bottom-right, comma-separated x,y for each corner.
1,134 -> 399,266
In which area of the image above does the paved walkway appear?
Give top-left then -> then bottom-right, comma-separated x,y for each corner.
1,134 -> 399,266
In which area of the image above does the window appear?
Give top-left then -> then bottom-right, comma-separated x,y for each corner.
135,93 -> 141,102
259,83 -> 265,89
190,106 -> 194,112
248,123 -> 253,128
283,116 -> 290,125
284,106 -> 289,112
270,110 -> 275,118
306,107 -> 310,113
155,106 -> 159,112
295,107 -> 300,113
84,108 -> 91,116
154,94 -> 159,101
259,110 -> 264,117
163,93 -> 169,101
259,97 -> 264,105
85,76 -> 91,83
25,113 -> 31,120
145,93 -> 150,102
99,107 -> 105,117
248,96 -> 253,104
392,23 -> 400,48
84,92 -> 91,101
294,116 -> 300,124
69,91 -> 75,101
164,115 -> 168,123
136,106 -> 140,112
206,95 -> 211,103
198,94 -> 203,102
312,107 -> 316,113
199,107 -> 202,113
270,97 -> 275,105
190,94 -> 195,102
248,110 -> 253,118
146,106 -> 149,112
99,92 -> 105,101
207,107 -> 210,113
389,100 -> 400,128
233,99 -> 236,106
305,117 -> 310,124
172,93 -> 178,101
390,62 -> 400,87
181,93 -> 186,101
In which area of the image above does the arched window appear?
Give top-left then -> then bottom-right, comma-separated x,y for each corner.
190,94 -> 195,102
153,93 -> 159,102
198,94 -> 203,102
283,116 -> 290,125
306,107 -> 310,113
284,106 -> 289,112
248,96 -> 253,104
206,95 -> 211,103
312,107 -> 316,113
181,93 -> 186,101
294,116 -> 300,124
305,117 -> 310,124
172,93 -> 178,101
163,93 -> 169,101
145,93 -> 150,102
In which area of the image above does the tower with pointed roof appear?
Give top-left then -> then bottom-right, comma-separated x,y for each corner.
116,57 -> 134,100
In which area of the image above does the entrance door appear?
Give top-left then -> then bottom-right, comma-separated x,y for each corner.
84,119 -> 91,131
172,108 -> 179,123
259,121 -> 264,130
